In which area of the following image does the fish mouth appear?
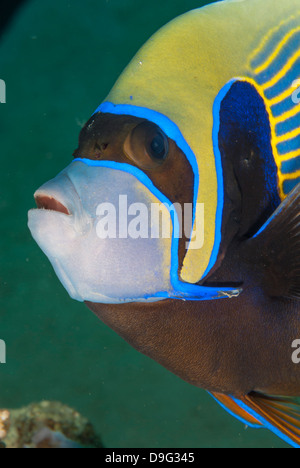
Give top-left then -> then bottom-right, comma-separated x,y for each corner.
34,194 -> 71,215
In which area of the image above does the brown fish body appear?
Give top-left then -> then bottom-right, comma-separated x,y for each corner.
87,238 -> 300,398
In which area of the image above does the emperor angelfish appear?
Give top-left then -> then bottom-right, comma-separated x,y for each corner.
28,0 -> 300,447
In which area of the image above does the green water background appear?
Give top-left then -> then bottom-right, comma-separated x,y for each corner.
0,0 -> 287,448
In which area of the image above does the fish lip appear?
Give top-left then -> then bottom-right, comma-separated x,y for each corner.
33,192 -> 71,216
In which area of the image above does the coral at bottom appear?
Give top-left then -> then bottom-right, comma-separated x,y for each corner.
0,401 -> 103,448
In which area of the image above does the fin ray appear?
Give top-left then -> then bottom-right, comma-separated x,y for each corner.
240,392 -> 300,447
210,391 -> 300,447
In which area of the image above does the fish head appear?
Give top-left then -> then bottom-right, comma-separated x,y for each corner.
28,112 -> 241,303
28,113 -> 195,304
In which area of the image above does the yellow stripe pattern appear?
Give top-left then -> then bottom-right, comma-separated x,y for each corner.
248,15 -> 300,200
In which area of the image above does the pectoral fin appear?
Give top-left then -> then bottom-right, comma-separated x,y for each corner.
210,392 -> 262,428
237,392 -> 300,448
210,391 -> 300,448
249,182 -> 300,299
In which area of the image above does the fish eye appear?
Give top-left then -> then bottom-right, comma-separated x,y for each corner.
148,131 -> 168,160
123,121 -> 169,170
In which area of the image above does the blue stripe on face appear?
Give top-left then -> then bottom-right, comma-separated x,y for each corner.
93,102 -> 199,234
198,80 -> 237,280
93,101 -> 225,284
72,159 -> 240,301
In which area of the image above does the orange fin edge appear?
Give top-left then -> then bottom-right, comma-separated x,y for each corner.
210,392 -> 262,428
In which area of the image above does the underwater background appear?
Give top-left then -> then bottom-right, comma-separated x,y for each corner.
0,0 -> 288,448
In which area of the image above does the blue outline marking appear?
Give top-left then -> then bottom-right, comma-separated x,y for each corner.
252,203 -> 284,239
200,80 -> 237,280
253,176 -> 300,237
232,396 -> 300,448
73,158 -> 240,301
94,102 -> 199,232
94,101 -> 225,284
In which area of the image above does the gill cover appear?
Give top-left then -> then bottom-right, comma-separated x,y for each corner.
96,0 -> 300,284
